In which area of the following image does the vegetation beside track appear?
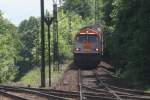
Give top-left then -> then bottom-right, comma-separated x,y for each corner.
19,63 -> 68,86
103,0 -> 150,86
146,89 -> 150,93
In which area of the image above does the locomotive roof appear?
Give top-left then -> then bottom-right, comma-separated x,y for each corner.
80,25 -> 102,33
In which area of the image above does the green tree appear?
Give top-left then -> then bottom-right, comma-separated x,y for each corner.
17,16 -> 40,72
104,0 -> 150,84
63,0 -> 92,18
0,11 -> 18,83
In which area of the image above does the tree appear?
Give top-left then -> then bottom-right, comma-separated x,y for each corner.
0,11 -> 18,83
63,0 -> 92,18
17,17 -> 40,72
104,0 -> 150,84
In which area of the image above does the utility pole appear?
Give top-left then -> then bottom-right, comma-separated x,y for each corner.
45,14 -> 53,87
68,13 -> 72,45
95,0 -> 97,24
68,14 -> 71,34
53,2 -> 59,70
40,0 -> 45,87
95,0 -> 99,24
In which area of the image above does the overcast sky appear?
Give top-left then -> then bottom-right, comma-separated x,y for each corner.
0,0 -> 53,26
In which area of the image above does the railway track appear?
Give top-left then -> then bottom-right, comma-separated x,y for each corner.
77,67 -> 150,100
94,70 -> 123,100
0,85 -> 78,100
1,85 -> 111,100
94,69 -> 150,100
1,63 -> 150,100
78,69 -> 116,100
0,90 -> 28,100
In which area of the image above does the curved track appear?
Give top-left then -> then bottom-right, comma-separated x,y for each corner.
77,66 -> 150,100
0,85 -> 77,100
1,62 -> 150,100
78,69 -> 116,100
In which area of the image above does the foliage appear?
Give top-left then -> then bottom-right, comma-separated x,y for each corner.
20,66 -> 63,86
18,16 -> 40,53
63,0 -> 92,18
0,11 -> 18,83
104,0 -> 150,84
17,17 -> 40,73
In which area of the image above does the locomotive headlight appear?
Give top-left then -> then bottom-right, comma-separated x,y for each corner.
95,48 -> 99,51
75,48 -> 80,51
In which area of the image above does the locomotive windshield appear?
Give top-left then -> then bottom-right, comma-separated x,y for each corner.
88,35 -> 97,42
77,35 -> 97,42
77,35 -> 87,42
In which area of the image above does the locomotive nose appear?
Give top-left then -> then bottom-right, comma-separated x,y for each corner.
82,42 -> 92,52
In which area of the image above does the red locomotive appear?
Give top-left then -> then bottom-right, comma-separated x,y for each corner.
73,25 -> 104,66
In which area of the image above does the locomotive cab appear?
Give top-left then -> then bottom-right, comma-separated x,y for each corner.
73,26 -> 103,66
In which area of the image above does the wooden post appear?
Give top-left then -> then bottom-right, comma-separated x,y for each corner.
40,0 -> 45,87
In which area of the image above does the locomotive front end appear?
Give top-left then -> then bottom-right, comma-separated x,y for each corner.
73,27 -> 103,66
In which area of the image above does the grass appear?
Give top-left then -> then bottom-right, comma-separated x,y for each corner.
19,65 -> 66,87
146,89 -> 150,93
20,67 -> 40,86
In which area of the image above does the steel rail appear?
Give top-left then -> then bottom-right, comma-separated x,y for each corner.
0,86 -> 68,100
0,90 -> 28,100
83,85 -> 150,100
78,69 -> 116,100
82,84 -> 139,97
0,85 -> 78,94
0,85 -> 115,99
96,68 -> 150,99
94,70 -> 123,100
78,69 -> 83,100
82,84 -> 109,93
119,94 -> 150,100
0,86 -> 80,99
99,83 -> 150,100
108,85 -> 150,96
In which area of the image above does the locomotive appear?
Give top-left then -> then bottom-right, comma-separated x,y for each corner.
73,25 -> 104,66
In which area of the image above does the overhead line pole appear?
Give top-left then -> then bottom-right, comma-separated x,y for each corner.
95,0 -> 97,24
68,8 -> 71,34
45,14 -> 53,87
68,9 -> 72,46
95,0 -> 100,24
40,0 -> 45,87
53,1 -> 59,70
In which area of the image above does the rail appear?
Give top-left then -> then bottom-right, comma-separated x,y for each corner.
93,70 -> 123,100
0,90 -> 28,100
78,69 -> 83,100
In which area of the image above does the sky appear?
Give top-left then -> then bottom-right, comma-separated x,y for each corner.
0,0 -> 54,26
